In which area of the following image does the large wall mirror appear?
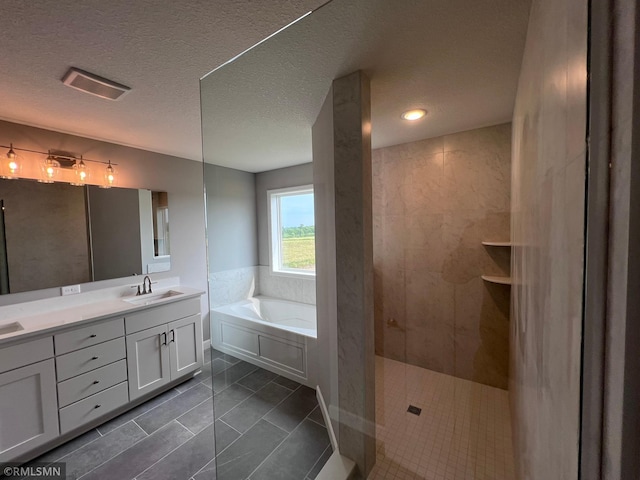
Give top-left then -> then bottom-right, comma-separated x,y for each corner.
0,178 -> 170,294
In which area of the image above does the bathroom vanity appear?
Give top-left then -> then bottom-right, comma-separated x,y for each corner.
0,287 -> 204,463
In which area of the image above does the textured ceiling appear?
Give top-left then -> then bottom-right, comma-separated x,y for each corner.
0,0 -> 326,161
0,0 -> 530,171
201,0 -> 531,172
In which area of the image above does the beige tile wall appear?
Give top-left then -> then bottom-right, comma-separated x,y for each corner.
372,123 -> 511,389
509,0 -> 587,476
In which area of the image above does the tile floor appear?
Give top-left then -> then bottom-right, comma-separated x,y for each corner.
368,356 -> 515,480
24,349 -> 331,480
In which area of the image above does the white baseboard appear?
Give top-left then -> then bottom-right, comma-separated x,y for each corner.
203,339 -> 211,351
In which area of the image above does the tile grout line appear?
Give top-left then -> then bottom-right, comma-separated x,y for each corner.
128,420 -> 197,480
77,419 -> 192,480
170,393 -> 214,430
216,379 -> 298,434
97,387 -> 181,435
246,413 -> 316,479
44,429 -> 103,467
131,419 -> 149,436
217,418 -> 243,436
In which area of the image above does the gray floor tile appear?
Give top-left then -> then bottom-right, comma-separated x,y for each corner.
175,375 -> 205,393
214,420 -> 287,480
97,388 -> 180,435
236,368 -> 278,392
307,406 -> 325,427
30,429 -> 101,465
192,461 -> 216,480
305,445 -> 333,479
273,375 -> 301,390
214,420 -> 241,454
221,382 -> 292,433
184,419 -> 240,480
136,384 -> 213,435
249,419 -> 330,480
210,349 -> 241,365
137,424 -> 216,480
61,421 -> 146,480
210,358 -> 233,376
213,384 -> 254,419
80,421 -> 192,480
177,398 -> 215,434
263,386 -> 318,433
210,361 -> 259,393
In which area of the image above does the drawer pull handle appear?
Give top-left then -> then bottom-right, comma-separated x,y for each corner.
92,356 -> 99,360
93,380 -> 100,384
89,334 -> 97,338
170,329 -> 176,343
161,332 -> 167,346
95,404 -> 101,409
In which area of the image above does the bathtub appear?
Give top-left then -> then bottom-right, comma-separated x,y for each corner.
211,296 -> 318,386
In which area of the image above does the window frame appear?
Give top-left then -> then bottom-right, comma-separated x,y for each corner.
267,184 -> 316,278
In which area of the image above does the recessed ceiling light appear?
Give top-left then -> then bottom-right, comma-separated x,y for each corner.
401,108 -> 427,121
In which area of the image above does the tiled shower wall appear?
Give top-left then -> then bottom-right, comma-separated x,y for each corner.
510,0 -> 587,476
372,123 -> 511,389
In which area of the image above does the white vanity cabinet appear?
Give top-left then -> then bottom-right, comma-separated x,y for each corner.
0,289 -> 204,463
125,298 -> 202,401
0,338 -> 59,462
54,317 -> 129,434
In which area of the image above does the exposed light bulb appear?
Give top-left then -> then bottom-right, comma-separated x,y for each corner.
39,151 -> 59,183
71,156 -> 89,186
101,160 -> 116,188
1,144 -> 21,179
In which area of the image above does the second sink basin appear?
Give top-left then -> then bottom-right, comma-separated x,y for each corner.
124,290 -> 184,306
0,321 -> 24,336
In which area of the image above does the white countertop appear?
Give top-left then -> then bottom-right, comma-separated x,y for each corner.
0,284 -> 205,347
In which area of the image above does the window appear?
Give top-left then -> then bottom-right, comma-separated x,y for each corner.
268,185 -> 315,276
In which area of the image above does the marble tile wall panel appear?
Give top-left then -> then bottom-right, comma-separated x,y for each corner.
333,71 -> 376,479
509,0 -> 587,477
372,123 -> 512,389
208,266 -> 259,308
257,266 -> 316,305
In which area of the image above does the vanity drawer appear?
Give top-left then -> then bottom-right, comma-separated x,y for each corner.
125,298 -> 200,334
56,338 -> 126,381
59,381 -> 128,434
54,318 -> 124,355
0,337 -> 54,374
57,359 -> 128,408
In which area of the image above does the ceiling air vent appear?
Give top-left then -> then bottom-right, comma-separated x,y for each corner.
62,67 -> 131,101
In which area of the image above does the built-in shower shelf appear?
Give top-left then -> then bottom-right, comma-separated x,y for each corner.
481,275 -> 512,285
481,241 -> 512,247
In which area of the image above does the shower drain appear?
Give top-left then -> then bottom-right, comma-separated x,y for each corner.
407,405 -> 422,416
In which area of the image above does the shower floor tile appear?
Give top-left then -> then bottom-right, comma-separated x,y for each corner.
368,356 -> 515,480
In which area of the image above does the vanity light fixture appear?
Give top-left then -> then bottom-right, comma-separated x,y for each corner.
0,143 -> 119,186
70,156 -> 89,186
39,150 -> 60,183
101,160 -> 116,188
401,108 -> 427,121
0,144 -> 21,179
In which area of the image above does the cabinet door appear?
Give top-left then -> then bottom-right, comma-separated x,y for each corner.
168,314 -> 203,380
126,325 -> 170,401
0,359 -> 59,462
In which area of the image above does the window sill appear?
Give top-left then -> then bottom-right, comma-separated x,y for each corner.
270,269 -> 316,280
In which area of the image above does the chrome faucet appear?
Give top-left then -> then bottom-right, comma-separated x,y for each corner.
142,275 -> 153,295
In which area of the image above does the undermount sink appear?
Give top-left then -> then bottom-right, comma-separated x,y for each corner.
0,321 -> 24,336
124,290 -> 184,306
